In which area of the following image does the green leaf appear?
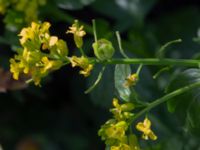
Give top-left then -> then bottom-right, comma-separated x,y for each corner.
4,10 -> 25,31
115,0 -> 157,21
154,8 -> 200,59
95,19 -> 112,39
55,0 -> 95,10
92,0 -> 157,30
167,69 -> 200,135
114,64 -> 131,102
87,65 -> 114,108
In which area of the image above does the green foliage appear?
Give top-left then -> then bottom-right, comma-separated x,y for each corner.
1,0 -> 200,150
167,69 -> 200,135
0,0 -> 46,31
87,65 -> 115,108
56,0 -> 95,10
92,0 -> 157,31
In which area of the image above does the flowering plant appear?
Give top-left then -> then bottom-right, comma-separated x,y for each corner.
8,19 -> 200,149
1,1 -> 200,149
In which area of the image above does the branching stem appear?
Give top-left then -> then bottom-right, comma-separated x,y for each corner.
131,82 -> 200,121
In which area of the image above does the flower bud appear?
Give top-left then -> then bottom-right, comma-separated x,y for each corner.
92,39 -> 115,60
121,103 -> 135,111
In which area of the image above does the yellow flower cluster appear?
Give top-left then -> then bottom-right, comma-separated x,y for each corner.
70,56 -> 93,77
99,98 -> 158,149
98,98 -> 140,150
10,22 -> 68,85
0,0 -> 46,23
66,20 -> 93,77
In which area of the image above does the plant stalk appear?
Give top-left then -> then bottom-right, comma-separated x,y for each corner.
132,82 -> 200,121
92,58 -> 200,67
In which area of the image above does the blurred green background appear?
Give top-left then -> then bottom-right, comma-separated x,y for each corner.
1,0 -> 200,149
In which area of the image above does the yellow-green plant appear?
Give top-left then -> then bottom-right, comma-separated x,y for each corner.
0,0 -> 46,30
9,19 -> 200,149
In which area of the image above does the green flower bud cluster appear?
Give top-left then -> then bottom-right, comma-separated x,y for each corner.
10,22 -> 68,86
98,98 -> 140,150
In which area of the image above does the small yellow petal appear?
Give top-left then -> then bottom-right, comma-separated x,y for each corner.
79,64 -> 93,77
23,66 -> 29,74
144,117 -> 151,128
49,36 -> 58,47
142,134 -> 149,140
10,58 -> 20,80
136,122 -> 145,132
149,131 -> 157,140
77,30 -> 86,37
112,98 -> 120,108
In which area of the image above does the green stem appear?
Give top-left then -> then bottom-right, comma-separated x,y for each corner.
132,82 -> 200,121
157,39 -> 182,58
92,19 -> 98,43
136,64 -> 143,75
116,31 -> 129,58
92,58 -> 200,67
79,48 -> 85,56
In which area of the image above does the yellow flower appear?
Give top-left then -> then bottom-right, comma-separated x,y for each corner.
32,76 -> 42,86
79,64 -> 93,77
70,56 -> 93,77
124,73 -> 138,88
110,98 -> 134,121
136,117 -> 157,140
19,22 -> 51,46
112,98 -> 134,112
111,144 -> 131,150
10,58 -> 20,80
66,20 -> 86,37
41,57 -> 62,74
113,98 -> 121,108
19,22 -> 40,45
105,121 -> 127,140
49,36 -> 58,47
66,20 -> 86,48
70,56 -> 88,68
41,57 -> 54,73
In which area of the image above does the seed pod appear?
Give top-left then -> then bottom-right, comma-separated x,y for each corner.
92,39 -> 115,60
